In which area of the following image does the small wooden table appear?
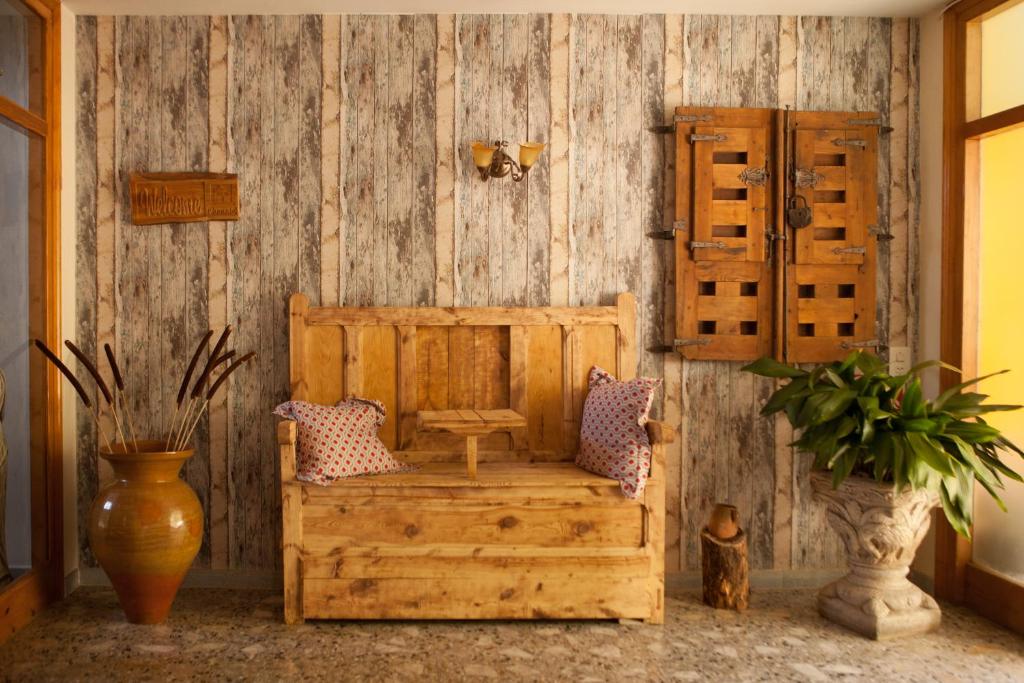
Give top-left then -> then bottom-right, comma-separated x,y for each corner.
416,409 -> 527,479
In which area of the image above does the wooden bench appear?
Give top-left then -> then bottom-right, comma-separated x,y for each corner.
278,292 -> 674,623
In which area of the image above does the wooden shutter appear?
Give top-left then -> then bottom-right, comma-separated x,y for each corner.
675,107 -> 774,361
784,112 -> 879,362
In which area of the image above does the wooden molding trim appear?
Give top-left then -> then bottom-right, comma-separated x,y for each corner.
965,563 -> 1024,635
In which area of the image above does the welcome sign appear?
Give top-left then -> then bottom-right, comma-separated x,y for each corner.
129,172 -> 240,225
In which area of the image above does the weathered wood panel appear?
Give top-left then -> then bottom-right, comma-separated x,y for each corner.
76,12 -> 920,574
74,15 -> 98,565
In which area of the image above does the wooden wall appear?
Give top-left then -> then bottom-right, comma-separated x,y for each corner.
75,14 -> 920,572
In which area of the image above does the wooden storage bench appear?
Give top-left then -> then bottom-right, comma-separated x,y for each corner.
278,292 -> 674,623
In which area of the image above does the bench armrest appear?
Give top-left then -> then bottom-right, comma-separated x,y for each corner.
277,419 -> 297,445
645,420 -> 676,446
278,420 -> 298,481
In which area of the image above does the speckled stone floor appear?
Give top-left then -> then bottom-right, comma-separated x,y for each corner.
1,586 -> 1022,682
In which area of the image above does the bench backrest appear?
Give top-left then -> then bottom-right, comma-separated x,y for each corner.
288,292 -> 637,463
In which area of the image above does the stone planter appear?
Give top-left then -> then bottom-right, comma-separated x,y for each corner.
810,471 -> 941,640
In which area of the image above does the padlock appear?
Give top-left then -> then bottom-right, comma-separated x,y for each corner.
787,194 -> 813,229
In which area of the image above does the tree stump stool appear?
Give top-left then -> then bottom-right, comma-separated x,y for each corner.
701,527 -> 750,611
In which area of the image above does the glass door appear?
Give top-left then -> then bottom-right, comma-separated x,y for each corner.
940,0 -> 1024,634
0,0 -> 62,643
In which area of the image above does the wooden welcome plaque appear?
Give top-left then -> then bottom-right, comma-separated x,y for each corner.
129,172 -> 239,225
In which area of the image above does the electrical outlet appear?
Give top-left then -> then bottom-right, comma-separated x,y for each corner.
889,346 -> 911,376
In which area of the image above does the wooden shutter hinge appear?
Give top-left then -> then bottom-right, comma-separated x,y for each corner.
649,338 -> 712,353
689,240 -> 746,256
848,117 -> 894,134
690,133 -> 727,143
840,339 -> 882,350
648,113 -> 714,134
647,220 -> 687,240
832,138 -> 868,149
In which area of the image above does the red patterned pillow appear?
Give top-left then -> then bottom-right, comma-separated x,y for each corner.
575,366 -> 661,499
273,398 -> 414,485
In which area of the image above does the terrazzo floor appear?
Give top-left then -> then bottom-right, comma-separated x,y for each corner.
1,586 -> 1022,682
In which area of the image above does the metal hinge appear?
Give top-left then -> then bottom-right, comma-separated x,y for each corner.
840,338 -> 881,350
649,113 -> 715,133
690,133 -> 727,143
848,117 -> 894,134
648,220 -> 688,240
832,138 -> 867,149
833,245 -> 867,255
691,240 -> 746,256
650,338 -> 712,353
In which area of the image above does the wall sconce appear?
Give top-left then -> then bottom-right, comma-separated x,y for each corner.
471,140 -> 545,182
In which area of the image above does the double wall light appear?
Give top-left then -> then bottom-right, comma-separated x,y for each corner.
471,140 -> 545,182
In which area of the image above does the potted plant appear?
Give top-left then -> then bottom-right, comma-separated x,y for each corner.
743,351 -> 1024,640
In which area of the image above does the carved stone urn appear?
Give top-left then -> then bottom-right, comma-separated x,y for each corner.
810,471 -> 941,640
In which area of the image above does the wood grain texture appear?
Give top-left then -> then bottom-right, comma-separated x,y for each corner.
76,12 -> 919,574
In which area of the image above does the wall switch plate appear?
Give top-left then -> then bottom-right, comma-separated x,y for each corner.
889,346 -> 911,376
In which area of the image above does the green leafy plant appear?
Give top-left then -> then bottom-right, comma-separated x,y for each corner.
743,352 -> 1024,537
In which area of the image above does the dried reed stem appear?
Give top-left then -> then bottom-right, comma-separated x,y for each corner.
177,352 -> 255,451
104,343 -> 138,451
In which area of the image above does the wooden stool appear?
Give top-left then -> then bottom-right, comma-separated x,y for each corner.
701,527 -> 750,611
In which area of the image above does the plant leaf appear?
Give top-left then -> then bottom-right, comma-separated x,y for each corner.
741,357 -> 806,378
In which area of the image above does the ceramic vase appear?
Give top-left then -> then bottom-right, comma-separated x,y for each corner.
707,503 -> 740,540
88,440 -> 203,624
810,471 -> 941,640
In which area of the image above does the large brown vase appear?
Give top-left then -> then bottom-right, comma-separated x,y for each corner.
89,440 -> 203,624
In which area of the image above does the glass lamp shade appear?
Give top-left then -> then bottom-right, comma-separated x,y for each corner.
518,142 -> 545,170
471,141 -> 498,169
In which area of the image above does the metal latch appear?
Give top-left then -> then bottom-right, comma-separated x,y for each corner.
832,138 -> 867,148
832,246 -> 867,255
648,220 -> 687,240
739,166 -> 769,187
650,338 -> 712,353
840,339 -> 881,350
766,227 -> 786,260
690,240 -> 727,250
690,133 -> 727,143
869,225 -> 895,242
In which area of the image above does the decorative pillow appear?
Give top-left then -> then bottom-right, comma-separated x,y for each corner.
272,397 -> 414,485
575,366 -> 661,499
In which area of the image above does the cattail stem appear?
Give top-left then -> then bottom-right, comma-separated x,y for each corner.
165,402 -> 181,451
177,352 -> 255,451
173,397 -> 198,452
104,343 -> 138,452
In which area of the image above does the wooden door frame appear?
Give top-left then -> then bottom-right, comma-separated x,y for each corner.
0,0 -> 63,644
938,0 -> 1024,634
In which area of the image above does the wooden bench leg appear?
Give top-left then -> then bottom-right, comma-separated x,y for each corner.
282,483 -> 304,625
